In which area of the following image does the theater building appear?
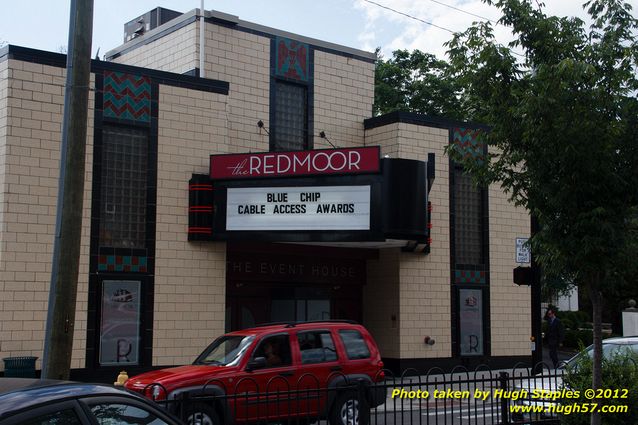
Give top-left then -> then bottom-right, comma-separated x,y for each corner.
0,7 -> 531,378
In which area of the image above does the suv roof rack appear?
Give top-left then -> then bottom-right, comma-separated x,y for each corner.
252,319 -> 359,329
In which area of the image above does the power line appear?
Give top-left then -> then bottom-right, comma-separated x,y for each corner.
427,0 -> 497,23
360,0 -> 526,58
361,0 -> 454,34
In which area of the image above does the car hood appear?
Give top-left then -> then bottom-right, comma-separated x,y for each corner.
125,365 -> 231,392
511,370 -> 567,406
514,373 -> 564,393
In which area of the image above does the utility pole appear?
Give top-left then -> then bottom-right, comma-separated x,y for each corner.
42,0 -> 94,380
530,216 -> 543,369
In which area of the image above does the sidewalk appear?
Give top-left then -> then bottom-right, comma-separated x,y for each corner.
376,363 -> 568,412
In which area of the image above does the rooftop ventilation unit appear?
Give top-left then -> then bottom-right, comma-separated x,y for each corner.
124,7 -> 182,43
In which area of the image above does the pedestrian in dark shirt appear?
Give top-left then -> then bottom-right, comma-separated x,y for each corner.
545,308 -> 565,368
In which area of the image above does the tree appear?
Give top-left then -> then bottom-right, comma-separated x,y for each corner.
444,1 -> 638,424
374,49 -> 465,119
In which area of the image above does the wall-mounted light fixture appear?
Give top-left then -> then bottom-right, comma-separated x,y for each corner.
319,131 -> 339,149
257,120 -> 270,135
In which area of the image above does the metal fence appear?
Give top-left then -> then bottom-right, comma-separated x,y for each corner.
141,363 -> 565,425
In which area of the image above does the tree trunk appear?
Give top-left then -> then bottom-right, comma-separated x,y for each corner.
590,281 -> 603,425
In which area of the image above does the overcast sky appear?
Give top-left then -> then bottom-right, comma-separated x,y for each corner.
1,0 -> 636,60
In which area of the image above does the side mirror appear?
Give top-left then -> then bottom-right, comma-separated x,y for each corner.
246,356 -> 267,371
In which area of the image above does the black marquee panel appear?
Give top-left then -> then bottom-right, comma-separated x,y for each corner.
188,157 -> 433,245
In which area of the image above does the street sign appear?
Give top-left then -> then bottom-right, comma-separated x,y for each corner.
515,237 -> 531,264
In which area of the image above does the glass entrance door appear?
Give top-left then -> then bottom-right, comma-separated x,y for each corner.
271,298 -> 331,322
227,283 -> 360,331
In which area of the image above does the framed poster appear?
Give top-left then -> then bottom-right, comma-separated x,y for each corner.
459,288 -> 484,356
99,280 -> 141,365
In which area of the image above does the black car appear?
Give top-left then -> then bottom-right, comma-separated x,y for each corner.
0,378 -> 184,425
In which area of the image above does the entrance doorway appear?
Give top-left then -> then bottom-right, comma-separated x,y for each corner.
225,242 -> 372,331
226,284 -> 361,331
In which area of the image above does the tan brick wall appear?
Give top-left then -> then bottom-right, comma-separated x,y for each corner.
364,249 -> 400,358
363,124 -> 400,157
0,60 -> 93,371
202,24 -> 270,154
112,21 -> 378,156
313,52 -> 374,149
111,25 -> 198,75
363,123 -> 452,359
395,124 -> 451,359
153,85 -> 228,366
0,59 -> 8,268
113,21 -> 271,155
488,181 -> 531,356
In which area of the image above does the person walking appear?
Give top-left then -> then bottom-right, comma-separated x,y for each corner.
545,308 -> 565,368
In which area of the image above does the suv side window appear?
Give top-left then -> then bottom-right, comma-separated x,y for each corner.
298,330 -> 338,364
253,334 -> 292,368
338,329 -> 371,360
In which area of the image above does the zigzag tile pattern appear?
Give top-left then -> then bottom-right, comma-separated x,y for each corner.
452,127 -> 484,163
455,269 -> 486,284
103,71 -> 151,122
98,255 -> 148,273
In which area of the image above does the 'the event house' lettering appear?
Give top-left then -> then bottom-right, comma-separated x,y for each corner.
249,151 -> 361,175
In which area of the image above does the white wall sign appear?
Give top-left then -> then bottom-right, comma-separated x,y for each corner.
226,185 -> 371,231
459,289 -> 484,356
99,280 -> 141,366
516,237 -> 531,264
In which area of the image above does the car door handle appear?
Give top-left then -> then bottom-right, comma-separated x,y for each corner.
330,366 -> 342,372
279,371 -> 294,377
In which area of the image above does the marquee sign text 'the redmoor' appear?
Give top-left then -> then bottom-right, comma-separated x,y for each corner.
210,147 -> 380,180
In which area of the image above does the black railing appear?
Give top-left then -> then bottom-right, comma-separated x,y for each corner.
140,364 -> 565,425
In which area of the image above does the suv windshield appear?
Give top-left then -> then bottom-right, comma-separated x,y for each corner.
195,335 -> 254,366
562,342 -> 638,369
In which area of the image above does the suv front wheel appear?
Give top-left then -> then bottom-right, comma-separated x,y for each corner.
330,391 -> 370,425
185,402 -> 220,425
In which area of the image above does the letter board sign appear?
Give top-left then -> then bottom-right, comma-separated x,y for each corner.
226,185 -> 371,231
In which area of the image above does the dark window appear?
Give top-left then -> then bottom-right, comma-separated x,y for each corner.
100,126 -> 148,248
338,329 -> 371,360
22,409 -> 82,425
273,81 -> 307,151
90,403 -> 170,425
298,330 -> 338,364
453,167 -> 484,266
253,334 -> 292,368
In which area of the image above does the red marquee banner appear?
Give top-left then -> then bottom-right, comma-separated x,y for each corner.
210,147 -> 380,180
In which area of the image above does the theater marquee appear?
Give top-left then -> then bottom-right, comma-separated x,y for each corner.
226,185 -> 371,231
189,147 -> 434,247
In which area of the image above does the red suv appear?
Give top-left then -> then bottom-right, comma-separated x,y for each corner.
125,321 -> 386,425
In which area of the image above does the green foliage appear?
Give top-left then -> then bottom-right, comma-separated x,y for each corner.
374,49 -> 465,118
444,0 -> 638,288
560,349 -> 638,424
559,311 -> 591,330
563,329 -> 593,349
445,3 -> 638,416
